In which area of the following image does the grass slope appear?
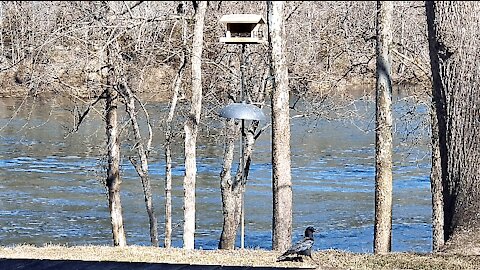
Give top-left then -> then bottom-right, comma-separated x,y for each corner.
1,245 -> 479,269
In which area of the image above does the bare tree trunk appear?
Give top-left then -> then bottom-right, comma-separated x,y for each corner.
268,0 -> 293,252
164,10 -> 187,248
218,115 -> 260,249
183,0 -> 207,250
101,1 -> 127,247
0,2 -> 4,59
218,118 -> 243,249
105,56 -> 127,247
107,35 -> 159,247
430,103 -> 444,251
126,93 -> 158,247
426,1 -> 480,254
123,86 -> 158,247
219,47 -> 268,249
164,122 -> 174,248
374,1 -> 393,254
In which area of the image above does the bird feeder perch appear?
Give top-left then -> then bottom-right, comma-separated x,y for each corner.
219,14 -> 266,44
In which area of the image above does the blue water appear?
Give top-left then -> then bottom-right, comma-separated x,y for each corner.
0,97 -> 432,253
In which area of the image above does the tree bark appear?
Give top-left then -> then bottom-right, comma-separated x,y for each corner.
218,116 -> 259,249
268,0 -> 293,252
426,1 -> 480,254
102,2 -> 126,247
430,102 -> 444,251
218,118 -> 243,249
183,0 -> 207,250
105,59 -> 127,247
374,1 -> 393,254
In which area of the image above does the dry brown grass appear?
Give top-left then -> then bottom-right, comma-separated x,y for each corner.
1,245 -> 480,269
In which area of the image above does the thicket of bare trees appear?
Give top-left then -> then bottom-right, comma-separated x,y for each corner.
5,1 -> 472,253
0,2 -> 430,99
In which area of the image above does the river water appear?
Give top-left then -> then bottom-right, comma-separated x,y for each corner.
0,94 -> 432,253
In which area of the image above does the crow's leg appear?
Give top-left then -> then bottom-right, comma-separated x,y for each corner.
293,256 -> 303,262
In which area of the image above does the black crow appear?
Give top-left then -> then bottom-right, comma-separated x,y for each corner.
276,226 -> 316,262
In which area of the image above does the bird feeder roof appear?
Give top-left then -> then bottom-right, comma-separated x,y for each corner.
219,14 -> 265,24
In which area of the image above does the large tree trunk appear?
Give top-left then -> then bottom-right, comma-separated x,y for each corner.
268,0 -> 293,252
218,118 -> 243,249
373,1 -> 393,254
218,117 -> 259,249
183,0 -> 207,250
426,1 -> 480,254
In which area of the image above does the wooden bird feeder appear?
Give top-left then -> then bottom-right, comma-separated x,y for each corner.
219,14 -> 266,44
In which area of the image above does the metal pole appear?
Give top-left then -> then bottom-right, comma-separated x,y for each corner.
240,43 -> 246,249
240,119 -> 245,249
240,44 -> 246,102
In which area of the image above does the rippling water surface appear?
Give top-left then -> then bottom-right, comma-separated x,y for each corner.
0,96 -> 431,252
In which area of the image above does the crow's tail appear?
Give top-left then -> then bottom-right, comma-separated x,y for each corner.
276,252 -> 288,262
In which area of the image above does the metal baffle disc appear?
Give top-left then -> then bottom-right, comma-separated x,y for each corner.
219,103 -> 266,121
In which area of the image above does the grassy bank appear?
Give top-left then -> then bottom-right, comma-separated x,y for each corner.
1,245 -> 479,269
